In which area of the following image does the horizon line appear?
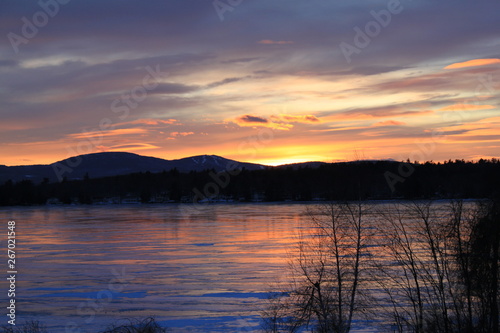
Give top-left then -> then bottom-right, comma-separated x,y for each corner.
2,150 -> 497,168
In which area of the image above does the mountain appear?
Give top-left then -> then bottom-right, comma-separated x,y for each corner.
0,152 -> 267,184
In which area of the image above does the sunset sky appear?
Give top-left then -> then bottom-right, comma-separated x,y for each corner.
0,1 -> 499,166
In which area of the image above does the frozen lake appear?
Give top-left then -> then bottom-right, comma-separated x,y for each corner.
1,200 -> 476,332
0,203 -> 307,332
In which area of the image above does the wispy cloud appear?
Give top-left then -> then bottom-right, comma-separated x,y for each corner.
437,104 -> 496,111
232,113 -> 321,130
258,40 -> 294,45
232,114 -> 289,130
205,77 -> 248,89
271,114 -> 320,123
169,131 -> 195,137
98,143 -> 161,152
152,82 -> 199,94
235,115 -> 269,124
68,128 -> 147,140
122,118 -> 178,126
444,58 -> 500,69
373,120 -> 406,127
326,105 -> 434,120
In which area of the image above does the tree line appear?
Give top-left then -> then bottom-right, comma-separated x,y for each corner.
0,159 -> 499,206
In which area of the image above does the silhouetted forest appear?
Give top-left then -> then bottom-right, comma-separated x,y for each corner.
1,159 -> 499,206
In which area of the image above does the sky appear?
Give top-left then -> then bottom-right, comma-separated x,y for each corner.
0,0 -> 499,166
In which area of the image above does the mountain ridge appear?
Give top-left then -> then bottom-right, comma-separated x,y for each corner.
0,152 -> 399,185
0,152 -> 268,184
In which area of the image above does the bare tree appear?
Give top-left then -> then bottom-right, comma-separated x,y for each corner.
374,200 -> 500,333
465,199 -> 500,333
262,202 -> 370,333
263,200 -> 500,332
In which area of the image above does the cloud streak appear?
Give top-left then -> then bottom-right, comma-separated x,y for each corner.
445,58 -> 500,69
258,40 -> 294,45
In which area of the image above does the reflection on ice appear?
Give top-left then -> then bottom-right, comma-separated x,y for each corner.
0,203 -> 304,332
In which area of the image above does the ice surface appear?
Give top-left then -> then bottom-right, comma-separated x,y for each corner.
0,203 -> 304,332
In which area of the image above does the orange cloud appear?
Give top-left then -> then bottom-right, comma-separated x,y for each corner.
232,113 -> 320,130
170,131 -> 194,137
68,128 -> 147,139
437,116 -> 500,143
258,39 -> 294,45
325,108 -> 433,121
231,114 -> 290,130
440,116 -> 500,132
444,58 -> 500,69
438,104 -> 496,111
98,143 -> 161,152
271,114 -> 320,123
372,120 -> 406,127
126,118 -> 177,125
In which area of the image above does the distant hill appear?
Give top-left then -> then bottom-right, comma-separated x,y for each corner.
0,152 -> 267,184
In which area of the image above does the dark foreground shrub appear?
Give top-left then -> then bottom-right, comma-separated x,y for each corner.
0,320 -> 47,333
100,317 -> 168,333
1,318 -> 167,333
